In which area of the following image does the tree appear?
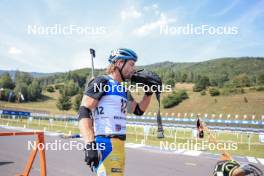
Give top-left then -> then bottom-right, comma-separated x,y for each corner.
193,76 -> 210,92
250,75 -> 257,86
194,74 -> 201,83
210,79 -> 218,87
232,74 -> 250,87
28,79 -> 42,101
14,82 -> 28,101
186,72 -> 194,83
165,78 -> 176,88
73,93 -> 83,111
70,72 -> 86,88
181,73 -> 188,82
0,89 -> 11,101
163,71 -> 175,85
56,91 -> 72,111
65,71 -> 72,81
64,80 -> 79,96
162,90 -> 188,108
15,71 -> 33,85
200,90 -> 206,96
175,72 -> 182,82
55,84 -> 64,90
217,74 -> 229,88
209,87 -> 220,96
46,85 -> 55,92
257,72 -> 264,85
256,86 -> 264,91
0,73 -> 15,89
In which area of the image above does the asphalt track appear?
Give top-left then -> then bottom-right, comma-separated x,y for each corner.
0,127 -> 263,176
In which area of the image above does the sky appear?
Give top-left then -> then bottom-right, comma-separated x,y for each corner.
0,0 -> 264,73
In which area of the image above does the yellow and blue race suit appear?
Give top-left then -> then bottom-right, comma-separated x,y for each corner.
85,75 -> 128,176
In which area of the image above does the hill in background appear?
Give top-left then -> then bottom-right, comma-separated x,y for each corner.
1,57 -> 264,117
1,57 -> 264,81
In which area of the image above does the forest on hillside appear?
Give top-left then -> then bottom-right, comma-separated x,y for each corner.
1,57 -> 264,110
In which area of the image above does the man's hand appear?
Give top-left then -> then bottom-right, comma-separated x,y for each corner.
84,141 -> 100,171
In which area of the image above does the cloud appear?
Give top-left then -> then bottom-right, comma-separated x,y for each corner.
120,6 -> 141,20
233,0 -> 264,27
8,47 -> 22,55
143,4 -> 160,15
133,13 -> 175,36
212,0 -> 240,17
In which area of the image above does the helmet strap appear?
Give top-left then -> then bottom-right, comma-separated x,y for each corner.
117,60 -> 127,82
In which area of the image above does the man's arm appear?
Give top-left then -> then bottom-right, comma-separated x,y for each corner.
78,94 -> 102,169
137,94 -> 152,112
79,95 -> 98,143
127,92 -> 152,116
78,76 -> 109,143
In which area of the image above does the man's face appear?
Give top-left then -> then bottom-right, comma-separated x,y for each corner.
116,60 -> 136,79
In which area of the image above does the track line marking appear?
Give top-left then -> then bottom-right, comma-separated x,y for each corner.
247,157 -> 258,164
183,150 -> 202,157
184,162 -> 197,166
257,158 -> 264,165
125,143 -> 145,148
174,149 -> 185,154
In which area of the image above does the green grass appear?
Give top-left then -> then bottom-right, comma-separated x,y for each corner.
131,85 -> 264,120
1,117 -> 264,158
0,90 -> 78,115
126,126 -> 264,158
1,84 -> 264,119
0,117 -> 80,134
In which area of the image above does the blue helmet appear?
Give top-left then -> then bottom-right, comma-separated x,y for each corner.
108,48 -> 138,64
